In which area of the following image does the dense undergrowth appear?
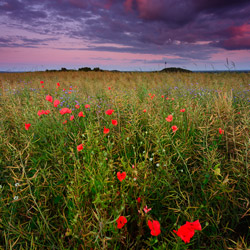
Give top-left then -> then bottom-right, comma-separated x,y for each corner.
0,71 -> 249,249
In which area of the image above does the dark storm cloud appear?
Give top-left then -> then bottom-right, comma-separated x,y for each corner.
0,0 -> 47,22
213,37 -> 250,50
0,35 -> 58,48
56,43 -> 212,60
0,37 -> 11,43
193,0 -> 249,12
0,0 -> 249,56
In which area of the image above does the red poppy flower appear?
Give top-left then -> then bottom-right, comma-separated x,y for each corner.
117,172 -> 126,181
25,123 -> 31,130
172,125 -> 178,132
148,220 -> 161,236
68,91 -> 72,94
69,87 -> 72,90
44,110 -> 50,115
105,109 -> 114,115
75,104 -> 80,109
111,119 -> 118,126
180,109 -> 185,112
116,216 -> 127,229
103,126 -> 110,134
143,109 -> 146,113
40,81 -> 44,84
46,95 -> 53,103
77,144 -> 84,151
219,128 -> 224,134
63,120 -> 67,124
151,94 -> 155,99
172,98 -> 174,101
166,115 -> 173,122
108,87 -> 111,90
173,225 -> 195,243
53,99 -> 60,107
63,88 -> 65,91
60,108 -> 72,115
137,197 -> 141,203
78,111 -> 85,117
57,82 -> 60,87
166,97 -> 169,100
41,85 -> 44,88
70,115 -> 74,121
85,104 -> 90,109
173,220 -> 202,244
161,95 -> 164,98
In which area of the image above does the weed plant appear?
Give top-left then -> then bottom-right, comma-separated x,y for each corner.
0,71 -> 249,249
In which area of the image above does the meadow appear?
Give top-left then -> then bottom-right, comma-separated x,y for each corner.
0,71 -> 249,249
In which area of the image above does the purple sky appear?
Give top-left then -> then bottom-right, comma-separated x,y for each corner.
0,0 -> 249,71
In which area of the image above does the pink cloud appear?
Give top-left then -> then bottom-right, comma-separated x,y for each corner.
223,23 -> 250,50
124,0 -> 134,12
228,23 -> 250,36
103,0 -> 113,9
222,36 -> 250,50
135,0 -> 164,19
130,0 -> 193,23
124,0 -> 164,18
210,49 -> 250,64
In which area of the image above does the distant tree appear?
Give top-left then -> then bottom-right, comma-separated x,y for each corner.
61,67 -> 68,71
78,67 -> 92,72
46,69 -> 57,72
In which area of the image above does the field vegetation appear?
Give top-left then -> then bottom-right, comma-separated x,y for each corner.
0,71 -> 249,249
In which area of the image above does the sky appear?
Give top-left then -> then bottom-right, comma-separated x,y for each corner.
0,0 -> 249,72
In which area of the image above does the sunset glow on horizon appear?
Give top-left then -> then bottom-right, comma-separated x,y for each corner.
0,0 -> 249,72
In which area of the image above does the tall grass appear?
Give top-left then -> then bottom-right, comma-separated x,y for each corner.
0,71 -> 249,249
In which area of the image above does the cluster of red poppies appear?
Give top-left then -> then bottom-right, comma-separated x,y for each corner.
25,88 -> 225,143
28,83 -> 224,138
116,216 -> 162,237
115,170 -> 201,240
116,215 -> 201,241
173,220 -> 202,243
37,110 -> 50,116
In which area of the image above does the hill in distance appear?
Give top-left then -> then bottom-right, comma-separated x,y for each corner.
159,67 -> 192,73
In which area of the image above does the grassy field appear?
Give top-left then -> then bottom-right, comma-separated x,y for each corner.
0,71 -> 249,249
